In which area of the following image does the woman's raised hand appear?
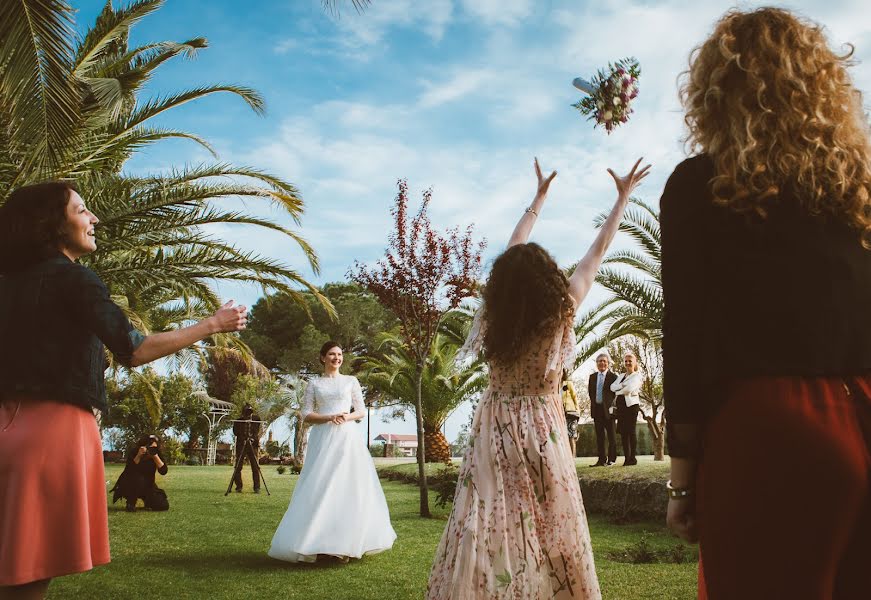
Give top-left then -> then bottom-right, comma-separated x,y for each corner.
607,158 -> 651,199
211,300 -> 248,333
534,157 -> 557,198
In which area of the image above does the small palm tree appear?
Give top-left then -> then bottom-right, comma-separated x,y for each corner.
574,197 -> 663,363
361,313 -> 488,464
575,198 -> 667,460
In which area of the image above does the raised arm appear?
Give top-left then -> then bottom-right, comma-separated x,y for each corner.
506,158 -> 557,248
567,158 -> 651,305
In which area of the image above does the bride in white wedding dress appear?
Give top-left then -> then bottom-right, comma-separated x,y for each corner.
268,341 -> 396,563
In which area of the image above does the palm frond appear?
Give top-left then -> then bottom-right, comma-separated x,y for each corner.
73,0 -> 163,77
0,0 -> 80,178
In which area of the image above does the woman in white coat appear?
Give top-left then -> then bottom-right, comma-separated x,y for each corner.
610,352 -> 643,466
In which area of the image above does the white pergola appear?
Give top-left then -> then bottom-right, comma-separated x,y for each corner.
193,390 -> 234,466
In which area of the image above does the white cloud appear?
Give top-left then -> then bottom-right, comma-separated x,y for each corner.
332,0 -> 453,48
418,68 -> 497,108
460,0 -> 534,27
273,38 -> 298,54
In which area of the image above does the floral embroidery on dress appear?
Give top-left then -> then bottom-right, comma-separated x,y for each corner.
427,312 -> 600,600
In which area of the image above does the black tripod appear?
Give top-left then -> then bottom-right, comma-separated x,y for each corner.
224,419 -> 270,496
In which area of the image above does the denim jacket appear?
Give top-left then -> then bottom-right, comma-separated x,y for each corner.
0,254 -> 145,413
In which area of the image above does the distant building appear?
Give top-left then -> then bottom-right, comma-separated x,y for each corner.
373,433 -> 418,457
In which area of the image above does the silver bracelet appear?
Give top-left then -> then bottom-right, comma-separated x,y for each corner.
666,480 -> 694,499
525,206 -> 539,217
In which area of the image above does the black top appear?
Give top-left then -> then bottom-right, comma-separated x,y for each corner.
660,155 -> 871,457
110,450 -> 168,503
0,254 -> 145,413
233,414 -> 262,447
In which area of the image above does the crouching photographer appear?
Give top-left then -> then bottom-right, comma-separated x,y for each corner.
110,434 -> 169,512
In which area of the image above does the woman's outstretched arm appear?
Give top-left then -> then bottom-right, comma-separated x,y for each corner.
506,158 -> 557,248
567,158 -> 651,305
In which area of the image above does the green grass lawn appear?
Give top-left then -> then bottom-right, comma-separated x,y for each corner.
48,464 -> 696,599
374,455 -> 672,481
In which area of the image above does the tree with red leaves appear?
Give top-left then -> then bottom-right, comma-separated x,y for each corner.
350,179 -> 485,517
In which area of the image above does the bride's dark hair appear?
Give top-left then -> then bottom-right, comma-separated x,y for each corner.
319,340 -> 342,362
482,243 -> 574,366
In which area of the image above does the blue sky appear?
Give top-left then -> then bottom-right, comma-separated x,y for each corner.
74,0 -> 871,445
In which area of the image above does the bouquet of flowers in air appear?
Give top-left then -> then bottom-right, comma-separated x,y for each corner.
571,57 -> 640,134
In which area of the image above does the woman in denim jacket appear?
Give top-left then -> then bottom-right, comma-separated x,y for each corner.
0,182 -> 248,599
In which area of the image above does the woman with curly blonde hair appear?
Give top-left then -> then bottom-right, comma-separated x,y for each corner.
661,8 -> 871,599
426,156 -> 649,599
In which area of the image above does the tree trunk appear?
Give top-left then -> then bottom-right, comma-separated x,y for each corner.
423,425 -> 451,464
643,411 -> 665,461
414,364 -> 431,517
293,413 -> 310,464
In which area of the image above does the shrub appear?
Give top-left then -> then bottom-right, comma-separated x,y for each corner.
431,467 -> 460,508
277,465 -> 287,475
184,455 -> 202,466
606,534 -> 698,564
161,437 -> 186,465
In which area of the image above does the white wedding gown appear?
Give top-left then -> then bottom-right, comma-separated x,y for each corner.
268,374 -> 396,562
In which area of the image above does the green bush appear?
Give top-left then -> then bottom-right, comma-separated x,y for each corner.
161,437 -> 186,465
575,423 -> 655,457
606,534 -> 698,564
184,454 -> 202,466
276,465 -> 287,475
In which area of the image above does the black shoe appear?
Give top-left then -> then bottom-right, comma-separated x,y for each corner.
234,488 -> 242,493
253,488 -> 260,494
623,458 -> 638,466
590,461 -> 606,467
605,461 -> 615,466
125,503 -> 136,512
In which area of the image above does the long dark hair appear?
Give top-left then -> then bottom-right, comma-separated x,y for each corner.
0,182 -> 77,273
482,243 -> 574,366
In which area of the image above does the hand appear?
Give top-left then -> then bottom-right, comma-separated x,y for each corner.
211,300 -> 248,333
534,157 -> 557,198
607,157 -> 651,199
329,413 -> 347,425
136,446 -> 148,458
666,497 -> 699,543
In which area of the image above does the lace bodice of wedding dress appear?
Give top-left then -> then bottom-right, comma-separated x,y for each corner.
300,375 -> 365,420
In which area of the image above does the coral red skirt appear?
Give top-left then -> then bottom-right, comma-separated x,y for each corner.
0,397 -> 110,586
697,375 -> 871,600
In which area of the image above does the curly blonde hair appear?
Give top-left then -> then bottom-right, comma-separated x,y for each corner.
482,243 -> 574,366
680,7 -> 871,243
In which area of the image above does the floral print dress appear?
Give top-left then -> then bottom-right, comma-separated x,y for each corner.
426,310 -> 601,600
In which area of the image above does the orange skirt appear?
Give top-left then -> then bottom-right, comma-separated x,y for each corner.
0,397 -> 110,586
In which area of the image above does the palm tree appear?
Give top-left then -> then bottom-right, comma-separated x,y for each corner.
1,1 -> 331,359
574,197 -> 663,363
574,197 -> 667,459
361,313 -> 488,464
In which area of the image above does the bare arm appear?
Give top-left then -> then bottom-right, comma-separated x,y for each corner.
304,412 -> 347,424
130,300 -> 248,367
667,455 -> 699,543
506,158 -> 557,248
567,158 -> 651,305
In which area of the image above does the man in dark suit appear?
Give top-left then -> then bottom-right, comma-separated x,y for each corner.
232,403 -> 262,493
588,353 -> 618,466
